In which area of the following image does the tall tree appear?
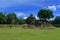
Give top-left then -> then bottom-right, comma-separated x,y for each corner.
6,12 -> 17,24
37,9 -> 54,27
0,12 -> 6,24
26,14 -> 36,24
53,16 -> 60,24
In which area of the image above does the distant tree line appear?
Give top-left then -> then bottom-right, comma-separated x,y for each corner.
51,16 -> 60,27
0,9 -> 60,27
0,12 -> 26,24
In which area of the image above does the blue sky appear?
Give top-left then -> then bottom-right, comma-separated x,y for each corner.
0,0 -> 60,19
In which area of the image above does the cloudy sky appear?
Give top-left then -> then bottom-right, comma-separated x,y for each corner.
0,0 -> 60,19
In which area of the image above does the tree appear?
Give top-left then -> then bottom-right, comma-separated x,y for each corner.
0,12 -> 6,24
6,12 -> 17,24
26,14 -> 36,24
25,14 -> 36,28
37,9 -> 54,28
53,16 -> 60,24
15,18 -> 26,24
52,16 -> 60,27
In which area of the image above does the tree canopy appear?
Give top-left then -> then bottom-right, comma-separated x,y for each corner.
53,16 -> 60,24
0,12 -> 6,24
37,9 -> 54,20
6,12 -> 17,24
26,14 -> 36,24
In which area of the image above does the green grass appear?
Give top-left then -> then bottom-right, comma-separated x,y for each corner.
0,27 -> 60,40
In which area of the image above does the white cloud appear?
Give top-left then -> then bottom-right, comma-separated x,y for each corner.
23,17 -> 28,19
48,5 -> 57,11
15,12 -> 26,17
35,16 -> 39,20
47,5 -> 60,11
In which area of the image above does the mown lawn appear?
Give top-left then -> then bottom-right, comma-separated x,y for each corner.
0,27 -> 60,40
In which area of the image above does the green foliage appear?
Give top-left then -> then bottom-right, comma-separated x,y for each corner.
15,18 -> 26,24
26,14 -> 36,24
53,16 -> 60,24
19,18 -> 26,24
37,9 -> 54,20
52,16 -> 60,27
37,9 -> 54,27
0,12 -> 6,24
6,12 -> 17,24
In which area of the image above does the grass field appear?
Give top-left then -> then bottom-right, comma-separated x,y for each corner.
0,27 -> 60,40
